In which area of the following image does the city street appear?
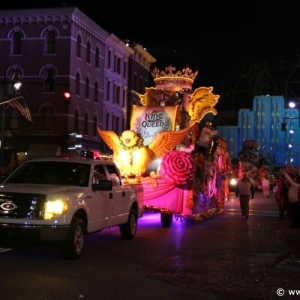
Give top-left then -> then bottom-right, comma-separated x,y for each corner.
1,191 -> 300,300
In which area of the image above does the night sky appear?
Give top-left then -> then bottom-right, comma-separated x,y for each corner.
1,0 -> 299,108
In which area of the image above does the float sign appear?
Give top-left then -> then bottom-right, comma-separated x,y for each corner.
130,105 -> 179,146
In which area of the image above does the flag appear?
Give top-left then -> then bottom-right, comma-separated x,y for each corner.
7,96 -> 34,123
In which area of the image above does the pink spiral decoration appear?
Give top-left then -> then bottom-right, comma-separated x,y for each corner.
160,150 -> 195,185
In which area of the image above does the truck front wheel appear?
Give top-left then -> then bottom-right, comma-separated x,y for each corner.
62,217 -> 86,260
120,208 -> 137,240
161,212 -> 173,227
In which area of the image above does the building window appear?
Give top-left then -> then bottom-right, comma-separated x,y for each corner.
114,55 -> 117,72
86,41 -> 91,64
93,116 -> 97,137
123,61 -> 127,78
46,30 -> 55,54
44,70 -> 54,92
12,31 -> 22,55
107,50 -> 111,69
115,86 -> 120,104
106,112 -> 109,130
84,113 -> 89,135
94,81 -> 98,103
117,58 -> 121,74
113,85 -> 116,103
85,77 -> 90,99
106,81 -> 110,101
114,56 -> 121,74
41,107 -> 54,131
95,47 -> 99,68
75,72 -> 80,95
74,110 -> 79,131
122,89 -> 126,108
76,35 -> 81,58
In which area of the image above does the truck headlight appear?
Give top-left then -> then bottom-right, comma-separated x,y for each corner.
44,200 -> 69,220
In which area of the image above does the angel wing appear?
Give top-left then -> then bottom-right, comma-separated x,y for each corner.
96,126 -> 121,154
188,87 -> 219,124
148,124 -> 195,159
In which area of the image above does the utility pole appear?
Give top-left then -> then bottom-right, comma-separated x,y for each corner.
0,77 -> 7,167
0,77 -> 21,167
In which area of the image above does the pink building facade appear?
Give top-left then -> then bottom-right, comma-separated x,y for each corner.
0,7 -> 155,167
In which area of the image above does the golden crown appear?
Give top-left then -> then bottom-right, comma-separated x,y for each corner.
151,65 -> 198,91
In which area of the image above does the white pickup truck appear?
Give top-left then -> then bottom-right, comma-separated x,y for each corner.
0,157 -> 143,259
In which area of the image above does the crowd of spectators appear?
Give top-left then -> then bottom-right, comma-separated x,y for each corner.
273,165 -> 300,228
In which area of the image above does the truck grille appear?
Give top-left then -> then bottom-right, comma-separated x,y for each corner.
0,193 -> 46,219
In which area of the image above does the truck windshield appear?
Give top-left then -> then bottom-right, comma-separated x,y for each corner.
5,161 -> 91,187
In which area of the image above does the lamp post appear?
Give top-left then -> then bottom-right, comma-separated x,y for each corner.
0,78 -> 21,167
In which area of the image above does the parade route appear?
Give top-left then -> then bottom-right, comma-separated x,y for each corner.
139,191 -> 300,299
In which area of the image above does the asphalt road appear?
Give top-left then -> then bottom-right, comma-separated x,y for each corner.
1,191 -> 300,300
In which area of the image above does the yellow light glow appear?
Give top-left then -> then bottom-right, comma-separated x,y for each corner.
44,200 -> 68,220
230,178 -> 237,186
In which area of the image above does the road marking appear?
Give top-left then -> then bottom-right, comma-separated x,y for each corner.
0,247 -> 12,253
225,208 -> 277,217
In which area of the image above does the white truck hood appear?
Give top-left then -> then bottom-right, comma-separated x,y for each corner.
0,183 -> 84,195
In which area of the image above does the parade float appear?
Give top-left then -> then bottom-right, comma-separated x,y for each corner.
97,65 -> 232,226
237,139 -> 275,188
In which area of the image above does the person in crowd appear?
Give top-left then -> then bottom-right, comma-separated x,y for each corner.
93,167 -> 107,183
196,121 -> 219,156
274,174 -> 290,221
280,168 -> 300,228
261,177 -> 270,197
235,172 -> 255,219
272,176 -> 278,196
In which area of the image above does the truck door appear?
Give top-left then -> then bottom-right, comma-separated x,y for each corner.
88,164 -> 113,229
105,164 -> 128,219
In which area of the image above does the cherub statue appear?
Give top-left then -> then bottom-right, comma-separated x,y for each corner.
97,124 -> 195,177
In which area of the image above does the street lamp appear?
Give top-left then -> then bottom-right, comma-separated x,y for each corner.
288,100 -> 297,108
0,78 -> 21,167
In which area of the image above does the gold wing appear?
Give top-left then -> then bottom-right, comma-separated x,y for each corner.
188,86 -> 219,124
97,126 -> 121,154
148,124 -> 195,159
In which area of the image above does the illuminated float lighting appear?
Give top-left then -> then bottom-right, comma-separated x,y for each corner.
151,65 -> 198,92
230,178 -> 237,186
